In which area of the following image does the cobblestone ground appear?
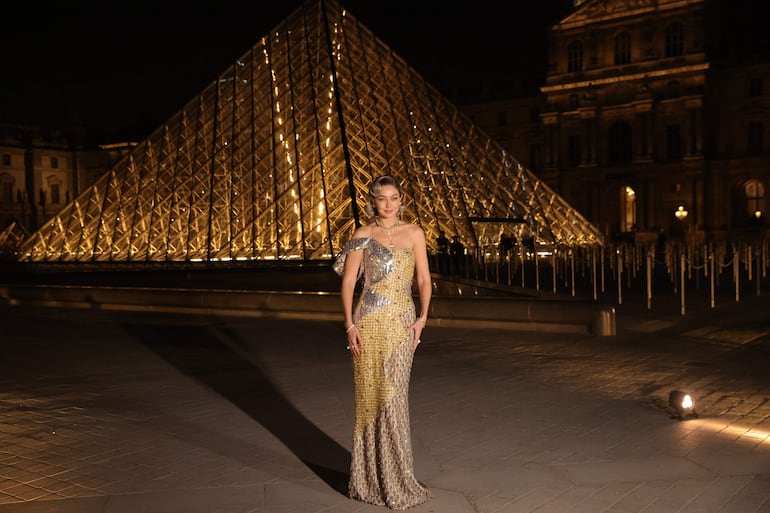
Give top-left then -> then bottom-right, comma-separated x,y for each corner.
0,296 -> 769,513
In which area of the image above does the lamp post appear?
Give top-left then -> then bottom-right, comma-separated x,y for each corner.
674,205 -> 688,315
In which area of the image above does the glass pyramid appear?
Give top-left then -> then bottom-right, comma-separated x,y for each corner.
19,0 -> 602,263
0,220 -> 27,260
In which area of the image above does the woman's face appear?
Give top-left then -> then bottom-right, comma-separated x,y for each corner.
374,184 -> 401,220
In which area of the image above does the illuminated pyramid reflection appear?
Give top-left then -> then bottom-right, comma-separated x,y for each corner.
19,0 -> 602,263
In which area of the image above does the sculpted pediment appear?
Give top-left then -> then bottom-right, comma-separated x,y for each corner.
561,0 -> 656,26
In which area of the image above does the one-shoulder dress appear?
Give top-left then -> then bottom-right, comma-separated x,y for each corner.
334,237 -> 431,510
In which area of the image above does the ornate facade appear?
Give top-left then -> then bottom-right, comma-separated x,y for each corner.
0,124 -> 136,233
461,0 -> 769,243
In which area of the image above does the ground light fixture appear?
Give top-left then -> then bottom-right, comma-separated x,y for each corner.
668,390 -> 698,420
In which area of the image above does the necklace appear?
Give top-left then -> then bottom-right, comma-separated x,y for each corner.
375,218 -> 399,248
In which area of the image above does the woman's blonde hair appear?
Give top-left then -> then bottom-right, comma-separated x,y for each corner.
365,175 -> 404,218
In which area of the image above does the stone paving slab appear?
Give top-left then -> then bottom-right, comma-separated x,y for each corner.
0,294 -> 769,513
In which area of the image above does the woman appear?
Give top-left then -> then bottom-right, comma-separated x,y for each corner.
333,175 -> 432,509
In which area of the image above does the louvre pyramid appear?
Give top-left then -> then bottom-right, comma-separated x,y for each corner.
19,0 -> 602,263
0,220 -> 27,260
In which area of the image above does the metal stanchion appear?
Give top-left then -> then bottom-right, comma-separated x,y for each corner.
734,245 -> 740,302
617,250 -> 622,305
552,251 -> 557,294
710,247 -> 715,309
680,251 -> 686,316
647,246 -> 653,310
592,246 -> 597,301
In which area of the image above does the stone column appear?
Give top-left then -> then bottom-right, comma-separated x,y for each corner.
579,107 -> 598,166
685,96 -> 703,157
542,112 -> 560,169
633,99 -> 654,162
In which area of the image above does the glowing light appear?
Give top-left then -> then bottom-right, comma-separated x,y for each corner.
680,418 -> 770,446
675,205 -> 688,221
668,390 -> 697,420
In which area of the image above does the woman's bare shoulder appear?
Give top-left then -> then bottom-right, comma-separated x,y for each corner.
353,224 -> 375,238
402,222 -> 425,240
402,222 -> 424,233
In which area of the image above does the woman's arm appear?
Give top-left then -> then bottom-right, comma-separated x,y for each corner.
410,226 -> 431,350
341,229 -> 367,357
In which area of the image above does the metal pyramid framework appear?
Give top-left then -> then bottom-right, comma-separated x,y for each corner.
0,220 -> 27,260
19,0 -> 602,263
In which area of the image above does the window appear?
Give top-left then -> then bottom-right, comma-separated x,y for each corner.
608,122 -> 632,164
748,121 -> 764,155
614,32 -> 631,65
665,23 -> 684,57
666,124 -> 682,160
46,175 -> 63,205
568,135 -> 582,167
621,186 -> 637,232
50,183 -> 61,204
529,108 -> 540,123
497,111 -> 507,127
1,173 -> 13,203
745,180 -> 765,222
50,156 -> 59,168
569,93 -> 580,110
2,154 -> 10,166
567,41 -> 583,72
749,78 -> 763,96
667,80 -> 681,98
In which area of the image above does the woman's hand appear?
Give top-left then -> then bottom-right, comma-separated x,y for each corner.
347,325 -> 363,357
408,317 -> 426,352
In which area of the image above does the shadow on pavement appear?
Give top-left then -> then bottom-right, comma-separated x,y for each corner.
124,322 -> 350,495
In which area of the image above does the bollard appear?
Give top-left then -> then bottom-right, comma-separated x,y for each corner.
593,307 -> 616,336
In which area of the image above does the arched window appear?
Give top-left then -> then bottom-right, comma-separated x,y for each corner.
745,180 -> 765,222
665,22 -> 684,57
568,41 -> 583,72
608,121 -> 632,164
620,186 -> 637,232
614,32 -> 631,65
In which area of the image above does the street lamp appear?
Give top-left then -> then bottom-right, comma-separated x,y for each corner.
674,205 -> 688,221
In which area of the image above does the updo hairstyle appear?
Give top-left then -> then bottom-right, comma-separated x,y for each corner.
365,175 -> 404,218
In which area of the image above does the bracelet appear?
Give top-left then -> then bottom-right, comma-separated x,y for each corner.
346,324 -> 356,333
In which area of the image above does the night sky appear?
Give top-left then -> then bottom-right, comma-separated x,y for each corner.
0,0 -> 573,140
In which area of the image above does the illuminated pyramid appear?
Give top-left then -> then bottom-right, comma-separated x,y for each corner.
0,220 -> 26,260
19,0 -> 602,263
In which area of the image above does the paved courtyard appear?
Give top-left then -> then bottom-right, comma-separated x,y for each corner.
0,290 -> 769,512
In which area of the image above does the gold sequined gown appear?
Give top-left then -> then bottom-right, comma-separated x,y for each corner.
334,237 -> 431,510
